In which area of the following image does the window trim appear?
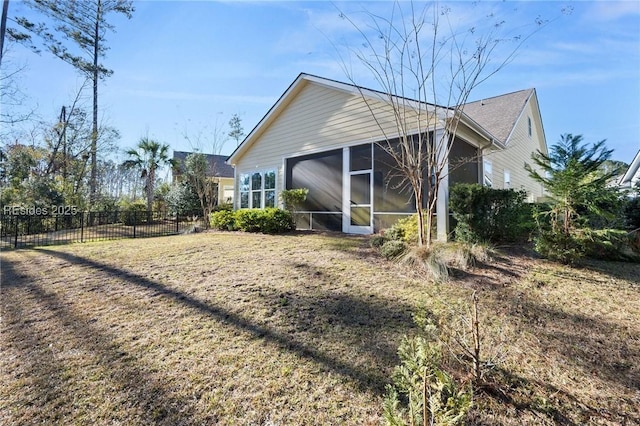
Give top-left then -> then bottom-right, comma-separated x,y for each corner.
504,169 -> 511,189
239,169 -> 277,209
483,159 -> 493,188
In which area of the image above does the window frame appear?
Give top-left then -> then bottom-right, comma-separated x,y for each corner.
483,159 -> 493,188
239,169 -> 277,209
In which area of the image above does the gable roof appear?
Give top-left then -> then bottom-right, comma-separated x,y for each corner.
228,73 -> 538,164
173,151 -> 234,178
462,89 -> 535,144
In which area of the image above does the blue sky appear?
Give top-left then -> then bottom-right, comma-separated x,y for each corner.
4,0 -> 640,164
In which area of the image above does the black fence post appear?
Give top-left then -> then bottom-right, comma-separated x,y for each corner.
176,213 -> 179,234
14,216 -> 19,248
133,211 -> 137,239
80,212 -> 84,243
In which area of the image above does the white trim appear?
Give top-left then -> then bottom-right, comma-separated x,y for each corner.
620,149 -> 640,186
502,89 -> 534,146
237,168 -> 277,209
436,128 -> 450,241
342,148 -> 350,232
483,159 -> 493,188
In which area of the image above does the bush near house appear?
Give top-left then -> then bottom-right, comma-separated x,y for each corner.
210,208 -> 295,234
449,183 -> 533,244
624,196 -> 640,229
210,209 -> 236,231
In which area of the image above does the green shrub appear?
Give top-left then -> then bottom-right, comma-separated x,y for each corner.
624,196 -> 640,229
380,239 -> 406,259
213,203 -> 233,212
118,200 -> 148,225
370,234 -> 387,248
279,188 -> 309,212
383,225 -> 404,242
234,209 -> 264,232
450,183 -> 533,243
260,208 -> 295,234
575,228 -> 640,262
384,214 -> 424,244
231,208 -> 295,234
210,210 -> 236,230
383,320 -> 472,426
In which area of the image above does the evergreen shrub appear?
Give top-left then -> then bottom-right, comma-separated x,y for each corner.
380,239 -> 406,259
118,200 -> 148,225
624,196 -> 640,229
450,183 -> 533,243
212,208 -> 295,234
210,210 -> 236,230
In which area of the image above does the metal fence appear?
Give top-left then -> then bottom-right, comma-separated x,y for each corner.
0,210 -> 207,249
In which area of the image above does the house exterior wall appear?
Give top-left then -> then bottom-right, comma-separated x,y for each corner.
230,74 -> 547,236
485,95 -> 547,200
218,177 -> 234,204
232,81 -> 435,208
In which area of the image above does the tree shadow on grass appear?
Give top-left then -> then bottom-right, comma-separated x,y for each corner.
34,247 -> 414,396
489,287 -> 640,424
1,258 -> 206,425
260,261 -> 417,390
580,258 -> 640,286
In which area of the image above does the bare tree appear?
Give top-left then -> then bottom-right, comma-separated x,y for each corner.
337,2 -> 555,247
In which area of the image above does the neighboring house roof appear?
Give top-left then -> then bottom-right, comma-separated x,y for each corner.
462,89 -> 535,145
228,73 -> 515,165
619,149 -> 640,188
173,151 -> 234,178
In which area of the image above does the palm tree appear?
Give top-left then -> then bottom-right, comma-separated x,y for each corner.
122,137 -> 175,217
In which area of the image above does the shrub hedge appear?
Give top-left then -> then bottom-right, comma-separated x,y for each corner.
450,183 -> 533,243
210,208 -> 295,234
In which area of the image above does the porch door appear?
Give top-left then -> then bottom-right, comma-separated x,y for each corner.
348,170 -> 373,234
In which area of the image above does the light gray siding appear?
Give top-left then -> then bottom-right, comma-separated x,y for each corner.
486,96 -> 547,200
232,81 -> 429,207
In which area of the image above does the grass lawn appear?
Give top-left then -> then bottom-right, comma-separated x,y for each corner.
1,231 -> 639,425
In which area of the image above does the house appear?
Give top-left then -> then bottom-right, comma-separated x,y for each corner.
618,149 -> 640,194
227,73 -> 548,238
172,151 -> 235,204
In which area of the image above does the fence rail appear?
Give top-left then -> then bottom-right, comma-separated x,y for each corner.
0,210 -> 207,249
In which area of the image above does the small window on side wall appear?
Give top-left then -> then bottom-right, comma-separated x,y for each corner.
483,159 -> 493,187
504,170 -> 511,188
528,116 -> 532,137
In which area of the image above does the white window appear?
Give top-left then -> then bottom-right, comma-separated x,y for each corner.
239,170 -> 276,209
223,185 -> 234,204
528,116 -> 532,137
483,160 -> 493,187
504,170 -> 511,188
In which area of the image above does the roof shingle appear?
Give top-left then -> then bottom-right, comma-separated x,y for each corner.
462,89 -> 534,144
172,151 -> 234,178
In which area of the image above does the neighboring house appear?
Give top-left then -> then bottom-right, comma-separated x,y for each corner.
173,151 -> 235,204
618,149 -> 640,193
227,73 -> 548,238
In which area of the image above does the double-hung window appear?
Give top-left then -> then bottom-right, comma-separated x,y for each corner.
239,170 -> 276,208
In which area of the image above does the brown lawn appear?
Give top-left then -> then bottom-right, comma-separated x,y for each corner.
1,231 -> 638,425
